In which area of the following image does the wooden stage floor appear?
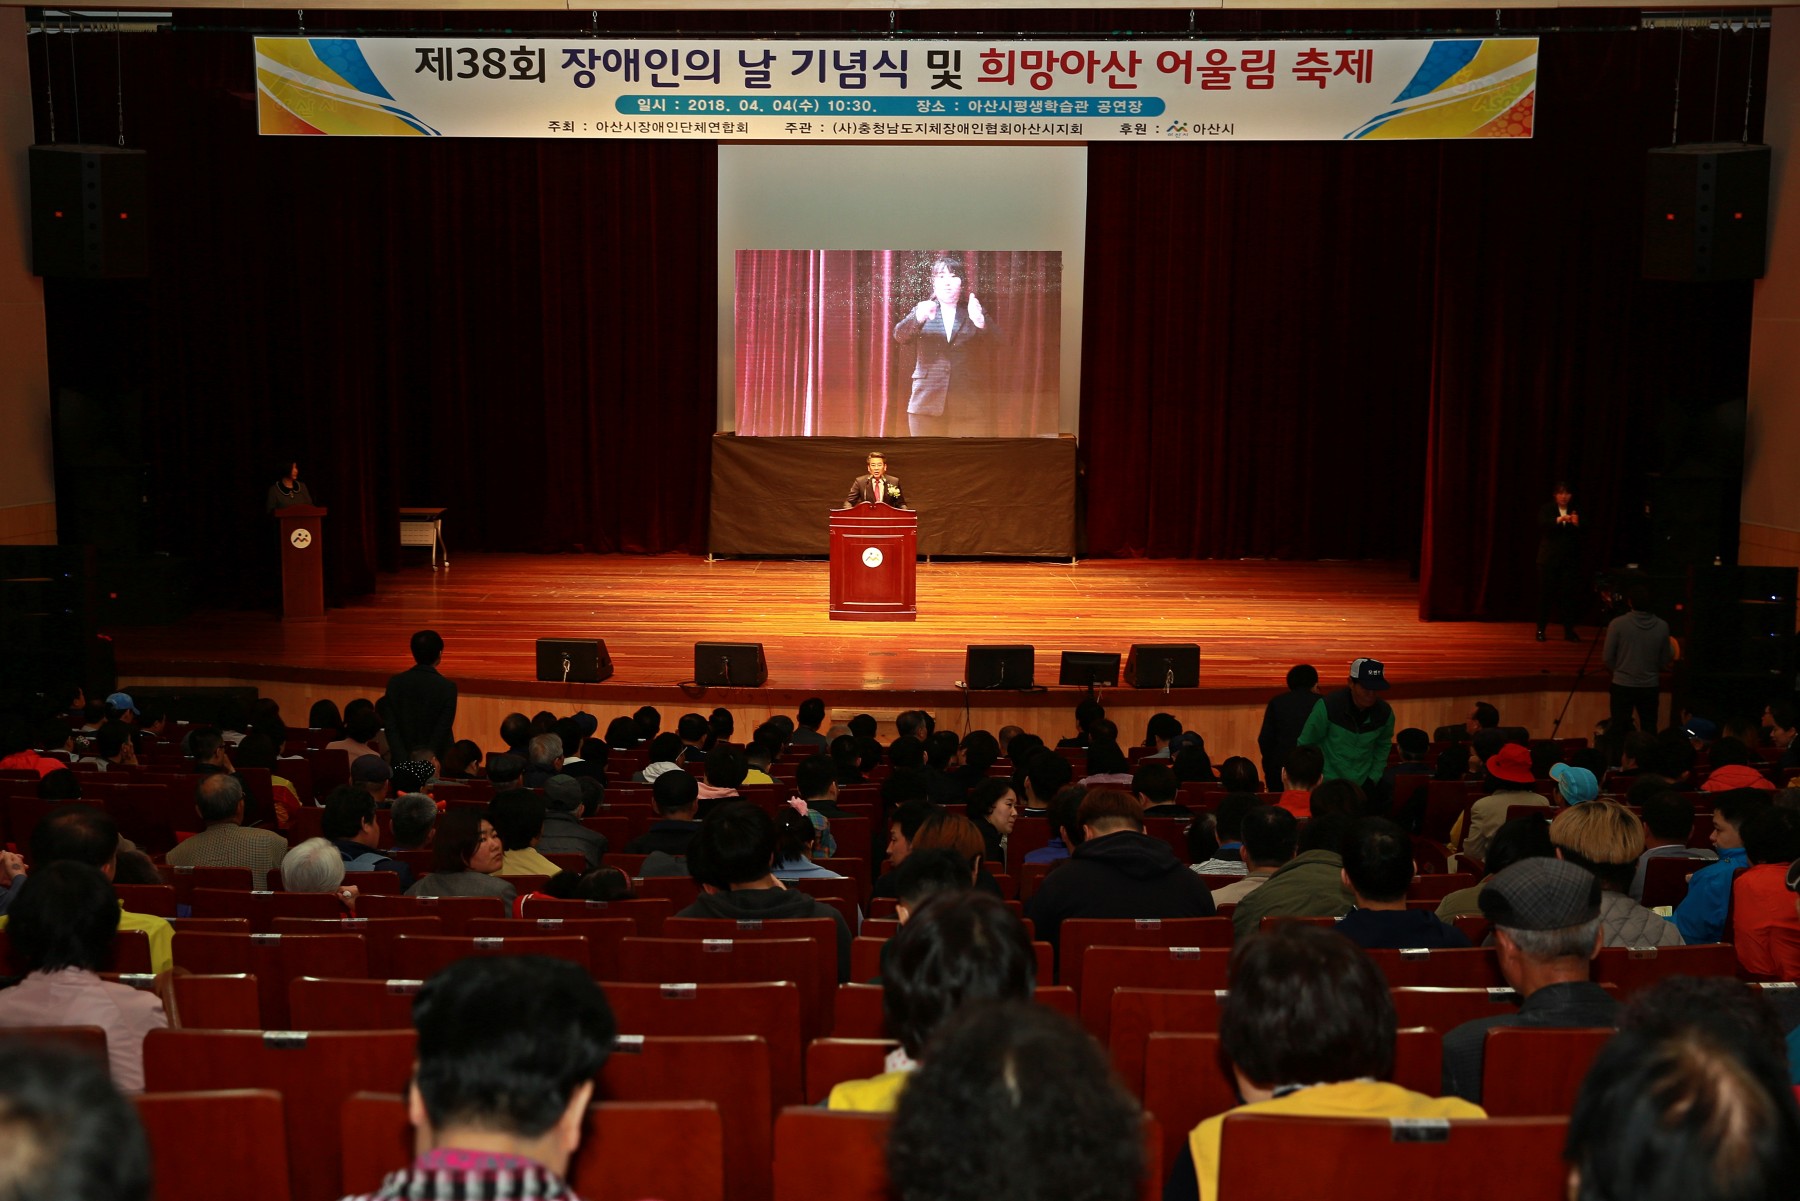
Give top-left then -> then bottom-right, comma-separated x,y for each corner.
111,555 -> 1601,707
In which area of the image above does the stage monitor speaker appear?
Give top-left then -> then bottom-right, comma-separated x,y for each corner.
29,145 -> 149,278
1642,143 -> 1770,281
1058,651 -> 1120,687
536,638 -> 614,684
694,642 -> 768,687
1124,643 -> 1200,689
964,645 -> 1035,690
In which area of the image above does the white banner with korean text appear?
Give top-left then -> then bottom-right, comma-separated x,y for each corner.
254,37 -> 1537,142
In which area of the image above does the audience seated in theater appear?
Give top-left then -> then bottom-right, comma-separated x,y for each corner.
0,1043 -> 152,1201
671,712 -> 708,765
1389,727 -> 1435,780
1018,749 -> 1074,817
1134,762 -> 1189,817
233,732 -> 301,828
1217,756 -> 1262,794
790,697 -> 830,748
1257,663 -> 1321,788
404,808 -> 514,905
1628,790 -> 1716,901
307,698 -> 344,738
1564,983 -> 1800,1201
437,738 -> 484,781
282,837 -> 359,914
536,774 -> 607,870
784,755 -> 841,857
326,707 -> 383,762
829,734 -> 867,786
1208,804 -> 1296,907
1077,738 -> 1134,788
889,1001 -> 1143,1201
703,707 -> 735,752
1729,806 -> 1800,981
677,801 -> 851,981
871,799 -> 943,899
1142,711 -> 1183,760
387,791 -> 438,853
632,704 -> 661,745
909,813 -> 1005,900
1672,788 -> 1768,944
1023,789 -> 1215,950
73,721 -> 136,772
741,724 -> 779,786
487,790 -> 562,878
1702,736 -> 1776,792
830,891 -> 1035,1112
601,716 -> 640,753
966,777 -> 1021,863
1166,922 -> 1483,1201
923,730 -> 961,799
1551,802 -> 1682,948
321,787 -> 415,889
336,956 -> 615,1201
0,806 -> 174,974
1024,784 -> 1085,867
1766,700 -> 1800,770
1275,746 -> 1324,820
632,734 -> 683,785
349,754 -> 395,809
1549,761 -> 1600,807
947,730 -> 999,800
1195,799 -> 1252,875
1171,736 -> 1217,783
1436,815 -> 1554,919
0,862 -> 168,1093
1439,856 -> 1617,1104
164,773 -> 290,888
772,806 -> 845,882
0,719 -> 66,778
38,767 -> 80,803
696,745 -> 747,814
1335,818 -> 1471,949
520,734 -> 563,791
1455,742 -> 1546,863
1228,812 -> 1356,942
1056,698 -> 1105,750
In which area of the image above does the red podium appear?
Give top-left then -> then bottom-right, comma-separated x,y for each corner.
829,504 -> 917,621
275,506 -> 326,621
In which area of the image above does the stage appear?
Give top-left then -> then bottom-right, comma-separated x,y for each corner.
109,555 -> 1618,759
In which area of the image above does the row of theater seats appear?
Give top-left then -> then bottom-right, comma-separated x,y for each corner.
68,1022 -> 1592,1201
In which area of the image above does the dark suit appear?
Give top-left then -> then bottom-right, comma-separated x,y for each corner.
844,474 -> 907,509
1536,501 -> 1583,632
383,663 -> 458,761
893,303 -> 992,436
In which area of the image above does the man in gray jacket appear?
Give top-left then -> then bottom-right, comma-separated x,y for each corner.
1602,584 -> 1672,734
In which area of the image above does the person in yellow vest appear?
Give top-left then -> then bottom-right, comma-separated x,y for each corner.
1164,922 -> 1485,1201
0,805 -> 173,974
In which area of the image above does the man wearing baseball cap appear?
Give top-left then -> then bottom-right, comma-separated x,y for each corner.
1458,742 -> 1549,863
1296,658 -> 1396,805
1440,857 -> 1618,1104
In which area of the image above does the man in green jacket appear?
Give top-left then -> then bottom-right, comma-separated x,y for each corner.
1230,813 -> 1357,940
1297,657 -> 1396,805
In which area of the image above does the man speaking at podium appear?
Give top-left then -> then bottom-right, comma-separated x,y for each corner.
844,451 -> 908,509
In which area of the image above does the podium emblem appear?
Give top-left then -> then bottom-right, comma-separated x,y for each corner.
290,528 -> 313,550
861,546 -> 884,568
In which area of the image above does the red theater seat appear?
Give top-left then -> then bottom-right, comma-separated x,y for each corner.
357,892 -> 508,934
1108,987 -> 1230,1098
169,973 -> 261,1030
142,1028 -> 415,1201
773,1107 -> 891,1201
616,937 -> 827,1040
1080,947 -> 1234,1041
387,934 -> 591,982
466,916 -> 635,977
1216,1115 -> 1569,1200
1363,947 -> 1506,989
602,980 -> 804,1108
135,1090 -> 290,1201
1591,944 -> 1741,999
520,894 -> 674,935
1481,1027 -> 1616,1116
269,915 -> 445,978
1058,917 -> 1235,990
288,977 -> 420,1031
599,1035 -> 773,1201
172,932 -> 368,1028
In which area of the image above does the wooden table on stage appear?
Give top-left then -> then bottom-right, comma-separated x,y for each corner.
398,507 -> 449,569
828,504 -> 917,621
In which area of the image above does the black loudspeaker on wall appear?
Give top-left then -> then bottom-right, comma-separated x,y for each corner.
29,145 -> 149,278
1642,143 -> 1770,282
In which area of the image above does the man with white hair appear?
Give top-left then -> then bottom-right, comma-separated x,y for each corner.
164,773 -> 290,888
281,838 -> 358,913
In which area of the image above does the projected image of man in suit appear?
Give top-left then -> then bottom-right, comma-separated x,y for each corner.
893,255 -> 992,437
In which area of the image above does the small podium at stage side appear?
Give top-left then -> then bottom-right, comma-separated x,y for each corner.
829,503 -> 917,621
276,506 -> 327,621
